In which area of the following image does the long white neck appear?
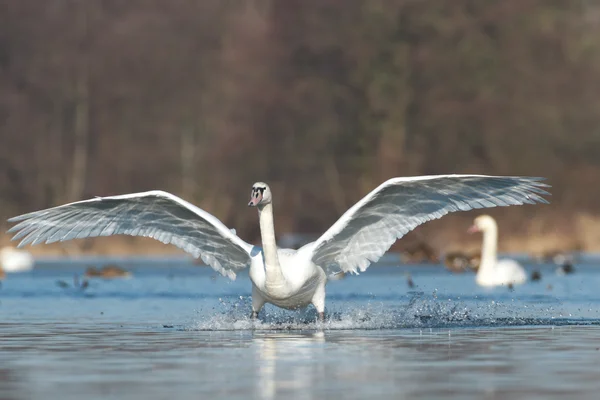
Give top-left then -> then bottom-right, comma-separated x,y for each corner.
258,203 -> 284,286
477,223 -> 498,276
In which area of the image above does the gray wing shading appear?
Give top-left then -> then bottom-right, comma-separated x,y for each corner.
7,190 -> 253,280
308,175 -> 550,275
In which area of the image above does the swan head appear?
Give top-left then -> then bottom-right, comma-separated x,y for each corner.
248,182 -> 272,207
468,215 -> 497,234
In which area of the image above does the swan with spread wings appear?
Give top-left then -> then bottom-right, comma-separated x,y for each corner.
7,175 -> 549,321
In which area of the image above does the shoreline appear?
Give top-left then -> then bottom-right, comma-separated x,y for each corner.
1,209 -> 596,259
0,229 -> 590,259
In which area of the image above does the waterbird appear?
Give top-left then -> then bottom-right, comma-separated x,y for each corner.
443,251 -> 480,273
56,274 -> 89,291
400,241 -> 439,264
55,280 -> 70,288
556,261 -> 575,276
532,248 -> 580,265
0,246 -> 34,272
6,175 -> 549,321
443,251 -> 471,273
85,265 -> 132,279
405,272 -> 415,288
73,273 -> 89,290
467,215 -> 528,287
530,270 -> 542,281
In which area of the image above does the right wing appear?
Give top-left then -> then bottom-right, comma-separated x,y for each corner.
308,175 -> 550,275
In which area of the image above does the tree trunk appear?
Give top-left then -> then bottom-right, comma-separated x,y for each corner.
67,74 -> 89,202
67,1 -> 90,203
181,126 -> 196,199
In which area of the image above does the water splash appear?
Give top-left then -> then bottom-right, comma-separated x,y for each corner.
184,292 -> 589,331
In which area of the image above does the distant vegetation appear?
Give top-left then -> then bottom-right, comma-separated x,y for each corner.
1,1 -> 599,253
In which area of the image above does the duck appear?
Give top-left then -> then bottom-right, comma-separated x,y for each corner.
73,274 -> 90,289
532,243 -> 582,265
6,174 -> 549,321
556,261 -> 575,276
468,252 -> 481,270
0,246 -> 34,272
443,250 -> 481,273
405,272 -> 415,288
56,274 -> 90,290
400,241 -> 439,264
444,251 -> 472,273
468,215 -> 528,287
84,265 -> 132,279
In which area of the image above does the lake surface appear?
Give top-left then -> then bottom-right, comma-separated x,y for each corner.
1,255 -> 600,399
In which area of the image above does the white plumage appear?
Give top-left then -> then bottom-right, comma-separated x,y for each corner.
0,247 -> 34,272
468,214 -> 527,287
7,174 -> 549,319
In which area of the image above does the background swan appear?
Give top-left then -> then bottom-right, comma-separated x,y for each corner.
7,175 -> 549,320
0,246 -> 34,273
468,215 -> 527,287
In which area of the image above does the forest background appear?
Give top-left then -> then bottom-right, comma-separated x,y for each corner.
1,1 -> 599,257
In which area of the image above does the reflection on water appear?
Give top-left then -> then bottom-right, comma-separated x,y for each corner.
1,259 -> 600,399
2,324 -> 599,400
254,332 -> 325,400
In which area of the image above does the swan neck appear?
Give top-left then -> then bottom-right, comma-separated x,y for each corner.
258,203 -> 283,283
478,224 -> 498,274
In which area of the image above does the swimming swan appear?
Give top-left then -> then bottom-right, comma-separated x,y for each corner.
0,246 -> 34,272
468,215 -> 527,287
6,175 -> 549,320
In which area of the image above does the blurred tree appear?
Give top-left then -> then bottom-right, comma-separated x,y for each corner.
0,0 -> 599,249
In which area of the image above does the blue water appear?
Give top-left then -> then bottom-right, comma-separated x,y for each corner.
1,256 -> 600,399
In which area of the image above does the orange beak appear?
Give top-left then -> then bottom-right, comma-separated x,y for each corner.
467,225 -> 479,234
248,193 -> 262,207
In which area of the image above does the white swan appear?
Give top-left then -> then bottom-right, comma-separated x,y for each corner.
0,246 -> 34,272
6,175 -> 548,320
467,215 -> 527,287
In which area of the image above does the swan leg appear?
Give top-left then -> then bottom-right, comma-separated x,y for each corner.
312,282 -> 326,322
251,286 -> 266,320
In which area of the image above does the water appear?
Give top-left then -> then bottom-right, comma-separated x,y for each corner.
1,256 -> 600,399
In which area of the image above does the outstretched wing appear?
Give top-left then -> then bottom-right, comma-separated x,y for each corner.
7,191 -> 253,279
308,175 -> 550,275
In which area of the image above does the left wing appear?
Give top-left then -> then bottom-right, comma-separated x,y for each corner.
7,190 -> 254,279
307,175 -> 550,275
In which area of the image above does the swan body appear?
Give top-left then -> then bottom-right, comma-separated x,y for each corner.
248,246 -> 326,311
6,175 -> 549,319
468,215 -> 527,287
0,247 -> 34,272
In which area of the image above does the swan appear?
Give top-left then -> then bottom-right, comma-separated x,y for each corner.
6,175 -> 549,320
0,246 -> 34,272
467,215 -> 527,287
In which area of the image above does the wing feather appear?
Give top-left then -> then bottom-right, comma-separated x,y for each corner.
308,175 -> 550,275
7,190 -> 253,279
